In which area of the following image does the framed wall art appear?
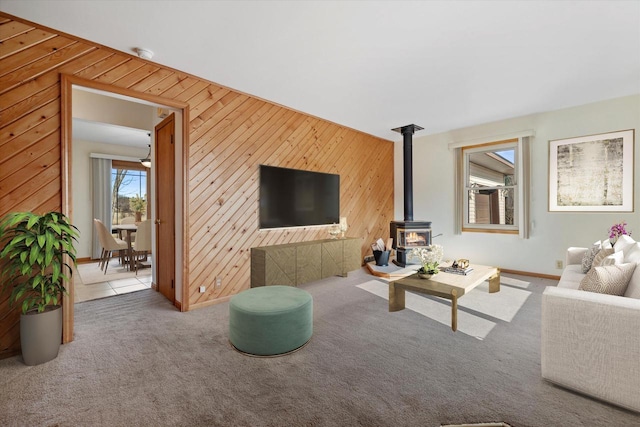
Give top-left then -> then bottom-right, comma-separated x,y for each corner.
549,129 -> 634,212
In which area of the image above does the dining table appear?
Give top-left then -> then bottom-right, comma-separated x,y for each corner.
112,223 -> 137,271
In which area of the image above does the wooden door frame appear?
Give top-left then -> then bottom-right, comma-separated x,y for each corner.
60,74 -> 191,343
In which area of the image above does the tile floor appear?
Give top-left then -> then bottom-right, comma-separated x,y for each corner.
74,262 -> 153,303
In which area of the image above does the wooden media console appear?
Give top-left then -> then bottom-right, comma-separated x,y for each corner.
251,238 -> 362,287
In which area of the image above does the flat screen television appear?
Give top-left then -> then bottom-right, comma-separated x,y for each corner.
259,165 -> 340,229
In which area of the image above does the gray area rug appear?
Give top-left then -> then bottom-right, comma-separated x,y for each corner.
0,269 -> 637,426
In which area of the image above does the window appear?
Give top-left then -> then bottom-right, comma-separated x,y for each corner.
462,139 -> 519,233
111,160 -> 149,225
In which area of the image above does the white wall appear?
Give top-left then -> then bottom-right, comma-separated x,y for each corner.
395,94 -> 640,276
73,89 -> 154,130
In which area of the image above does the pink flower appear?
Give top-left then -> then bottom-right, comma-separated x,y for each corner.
609,222 -> 631,240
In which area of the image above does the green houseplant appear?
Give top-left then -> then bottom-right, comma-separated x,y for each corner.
410,244 -> 444,279
129,194 -> 146,222
0,212 -> 78,365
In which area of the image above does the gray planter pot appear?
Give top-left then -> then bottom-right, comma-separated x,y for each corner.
20,305 -> 62,366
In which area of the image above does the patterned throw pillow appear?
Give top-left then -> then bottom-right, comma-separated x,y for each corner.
591,247 -> 615,269
579,263 -> 636,296
581,245 -> 601,273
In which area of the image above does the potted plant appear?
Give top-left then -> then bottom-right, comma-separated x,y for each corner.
129,194 -> 146,222
410,244 -> 444,279
0,212 -> 78,365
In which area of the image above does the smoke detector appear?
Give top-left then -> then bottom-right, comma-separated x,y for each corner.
134,48 -> 154,60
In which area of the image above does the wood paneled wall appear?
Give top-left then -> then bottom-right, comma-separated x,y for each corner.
0,13 -> 394,359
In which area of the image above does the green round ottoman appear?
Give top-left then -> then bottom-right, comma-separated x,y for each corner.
229,286 -> 313,356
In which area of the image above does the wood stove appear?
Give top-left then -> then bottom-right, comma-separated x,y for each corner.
390,221 -> 432,266
390,124 -> 433,267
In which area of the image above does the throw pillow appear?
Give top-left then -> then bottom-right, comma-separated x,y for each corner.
624,267 -> 640,299
613,234 -> 635,254
623,242 -> 640,263
581,244 -> 601,273
591,247 -> 614,269
579,263 -> 636,296
600,251 -> 623,266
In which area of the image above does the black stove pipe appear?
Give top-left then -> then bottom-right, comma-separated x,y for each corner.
392,124 -> 424,221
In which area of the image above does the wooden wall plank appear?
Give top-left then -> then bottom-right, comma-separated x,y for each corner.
72,52 -> 129,80
0,162 -> 60,209
0,28 -> 56,60
171,80 -> 207,103
0,98 -> 59,143
0,42 -> 96,95
0,131 -> 59,182
112,63 -> 160,89
0,36 -> 77,77
157,74 -> 198,98
0,163 -> 61,215
0,20 -> 34,41
1,84 -> 59,126
93,59 -> 145,84
129,68 -> 174,93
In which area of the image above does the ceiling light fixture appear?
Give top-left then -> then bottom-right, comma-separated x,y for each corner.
134,48 -> 154,60
141,141 -> 151,168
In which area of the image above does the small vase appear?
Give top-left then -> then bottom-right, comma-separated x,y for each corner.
418,273 -> 433,280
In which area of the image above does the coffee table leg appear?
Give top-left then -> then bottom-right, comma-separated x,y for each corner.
489,268 -> 501,293
451,289 -> 458,332
389,282 -> 405,312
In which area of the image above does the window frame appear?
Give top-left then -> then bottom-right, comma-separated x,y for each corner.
461,139 -> 519,234
111,160 -> 150,225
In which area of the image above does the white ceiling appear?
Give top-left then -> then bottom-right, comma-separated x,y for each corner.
3,0 -> 639,141
72,118 -> 151,149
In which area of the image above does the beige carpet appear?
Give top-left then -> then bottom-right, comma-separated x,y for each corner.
1,269 -> 637,426
76,260 -> 151,285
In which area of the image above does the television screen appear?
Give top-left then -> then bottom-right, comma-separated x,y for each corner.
259,165 -> 340,229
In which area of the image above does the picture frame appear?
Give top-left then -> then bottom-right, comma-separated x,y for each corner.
549,129 -> 634,212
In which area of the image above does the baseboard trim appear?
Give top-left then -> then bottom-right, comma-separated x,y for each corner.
76,257 -> 94,264
500,268 -> 560,281
189,295 -> 233,311
174,299 -> 182,311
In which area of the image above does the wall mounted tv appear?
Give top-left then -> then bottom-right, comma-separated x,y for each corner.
259,165 -> 340,229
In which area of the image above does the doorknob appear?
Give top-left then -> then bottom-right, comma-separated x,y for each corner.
155,219 -> 161,225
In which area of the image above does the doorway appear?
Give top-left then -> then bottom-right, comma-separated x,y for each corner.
61,74 -> 189,343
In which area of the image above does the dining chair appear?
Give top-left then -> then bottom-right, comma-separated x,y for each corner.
94,219 -> 129,274
119,216 -> 137,242
131,219 -> 152,274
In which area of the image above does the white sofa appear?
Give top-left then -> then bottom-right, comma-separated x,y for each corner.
541,236 -> 640,412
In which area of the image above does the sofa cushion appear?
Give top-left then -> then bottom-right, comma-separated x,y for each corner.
581,244 -> 601,273
591,247 -> 614,268
558,264 -> 586,290
579,263 -> 636,296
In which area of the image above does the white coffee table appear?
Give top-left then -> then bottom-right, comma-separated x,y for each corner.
389,264 -> 500,331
